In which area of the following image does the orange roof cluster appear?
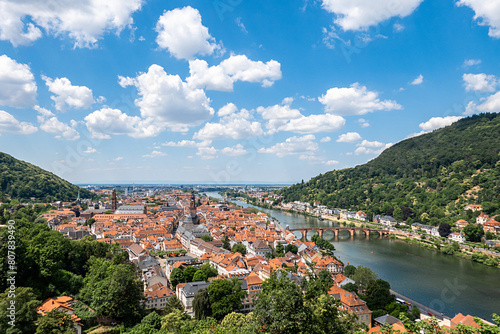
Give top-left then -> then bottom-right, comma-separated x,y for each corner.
37,296 -> 81,323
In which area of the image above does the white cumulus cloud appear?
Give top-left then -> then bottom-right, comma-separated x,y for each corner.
0,55 -> 37,108
84,107 -> 162,139
197,146 -> 218,160
0,110 -> 37,135
119,64 -> 214,131
411,74 -> 424,85
419,116 -> 464,132
320,136 -> 332,143
155,6 -> 222,60
218,103 -> 238,117
35,106 -> 80,140
463,73 -> 497,92
194,110 -> 264,140
258,134 -> 318,158
337,132 -> 362,143
476,91 -> 500,112
321,0 -> 424,31
457,0 -> 500,38
43,76 -> 94,111
319,83 -> 402,116
162,140 -> 211,147
354,143 -> 392,155
0,0 -> 143,47
221,144 -> 247,156
187,55 -> 282,91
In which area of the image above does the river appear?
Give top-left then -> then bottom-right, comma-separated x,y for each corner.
205,192 -> 500,321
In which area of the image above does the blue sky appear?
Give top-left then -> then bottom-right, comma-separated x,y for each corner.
0,0 -> 499,184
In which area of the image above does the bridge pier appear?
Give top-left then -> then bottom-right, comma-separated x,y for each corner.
334,229 -> 339,238
318,229 -> 324,238
349,229 -> 355,237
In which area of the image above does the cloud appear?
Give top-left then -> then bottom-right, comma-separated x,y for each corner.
162,140 -> 211,147
119,64 -> 214,131
0,55 -> 37,108
235,17 -> 248,33
278,114 -> 346,134
258,134 -> 318,157
354,143 -> 392,155
187,55 -> 282,91
42,76 -> 94,111
299,155 -> 339,166
321,0 -> 424,31
221,144 -> 247,156
462,73 -> 497,92
393,23 -> 405,32
476,91 -> 500,112
457,0 -> 500,38
319,83 -> 402,116
337,132 -> 362,143
197,146 -> 218,160
35,106 -> 80,140
0,110 -> 37,135
357,139 -> 385,148
464,101 -> 477,115
257,103 -> 302,131
143,150 -> 166,158
411,74 -> 424,85
114,157 -> 124,161
358,118 -> 370,127
155,6 -> 222,60
218,103 -> 238,117
419,116 -> 464,131
84,147 -> 97,154
463,59 -> 481,67
84,107 -> 162,139
320,136 -> 332,143
0,0 -> 142,47
194,110 -> 264,140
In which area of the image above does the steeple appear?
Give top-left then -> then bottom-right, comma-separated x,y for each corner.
76,190 -> 81,203
111,189 -> 117,212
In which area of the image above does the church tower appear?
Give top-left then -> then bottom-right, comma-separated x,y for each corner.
111,189 -> 117,212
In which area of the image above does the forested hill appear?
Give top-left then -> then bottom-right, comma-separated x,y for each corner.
0,152 -> 93,202
279,113 -> 500,225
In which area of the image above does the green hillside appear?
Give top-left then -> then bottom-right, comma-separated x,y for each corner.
0,152 -> 93,202
279,113 -> 500,225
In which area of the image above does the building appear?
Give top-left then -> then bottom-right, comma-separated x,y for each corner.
111,189 -> 117,212
176,281 -> 211,317
328,285 -> 372,329
115,205 -> 147,215
37,296 -> 83,334
143,282 -> 175,309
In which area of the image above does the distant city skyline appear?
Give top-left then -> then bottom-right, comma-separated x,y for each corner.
0,0 -> 499,184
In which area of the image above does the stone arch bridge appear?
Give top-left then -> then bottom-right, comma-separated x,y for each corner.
288,227 -> 390,241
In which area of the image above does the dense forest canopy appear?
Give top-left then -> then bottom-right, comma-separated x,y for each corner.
279,113 -> 500,226
0,152 -> 92,202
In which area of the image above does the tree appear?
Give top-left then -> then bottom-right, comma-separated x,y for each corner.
184,266 -> 197,283
275,243 -> 285,257
463,224 -> 484,242
252,272 -> 308,333
365,279 -> 395,311
285,244 -> 298,254
164,296 -> 184,315
80,258 -> 144,325
207,278 -> 247,321
192,270 -> 208,282
35,310 -> 75,334
231,243 -> 247,256
201,234 -> 213,242
438,223 -> 451,237
351,265 -> 378,291
343,282 -> 358,292
0,287 -> 40,334
344,264 -> 357,277
222,235 -> 230,251
393,207 -> 403,221
193,288 -> 212,320
170,267 -> 186,288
